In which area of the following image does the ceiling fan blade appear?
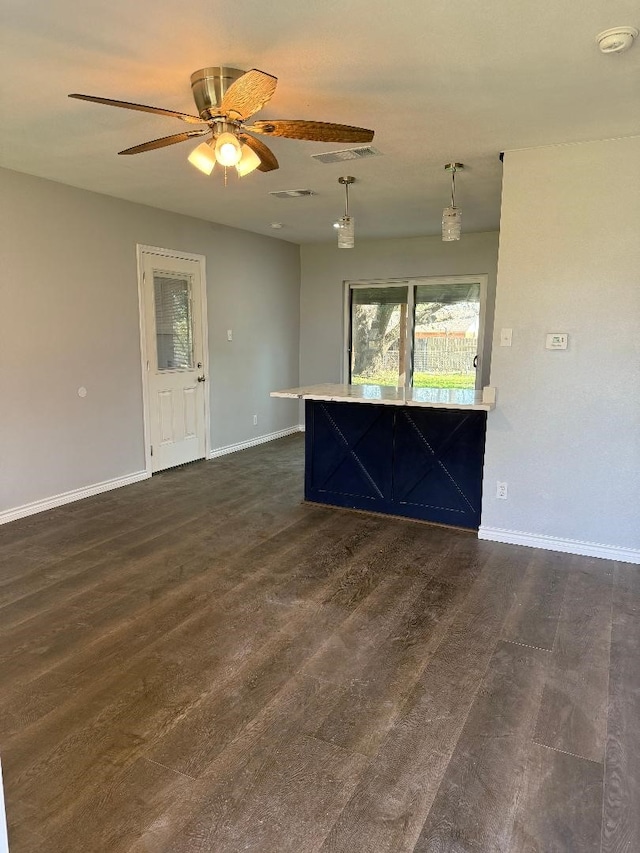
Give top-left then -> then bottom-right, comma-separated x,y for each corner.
69,94 -> 205,125
219,69 -> 278,120
246,120 -> 374,144
239,133 -> 279,172
118,130 -> 209,155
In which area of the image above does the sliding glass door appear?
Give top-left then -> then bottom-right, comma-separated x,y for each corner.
413,281 -> 480,388
349,285 -> 409,387
347,277 -> 485,389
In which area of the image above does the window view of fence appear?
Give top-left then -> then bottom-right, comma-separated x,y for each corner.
383,337 -> 477,373
349,280 -> 481,389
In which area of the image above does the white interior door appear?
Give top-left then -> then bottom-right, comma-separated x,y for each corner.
140,249 -> 208,472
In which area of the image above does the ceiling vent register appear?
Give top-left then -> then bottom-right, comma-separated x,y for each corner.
311,146 -> 381,164
269,189 -> 315,198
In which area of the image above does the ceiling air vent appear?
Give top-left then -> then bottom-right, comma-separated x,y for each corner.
311,146 -> 382,164
269,189 -> 315,199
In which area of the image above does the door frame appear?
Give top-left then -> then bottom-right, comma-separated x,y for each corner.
136,244 -> 211,475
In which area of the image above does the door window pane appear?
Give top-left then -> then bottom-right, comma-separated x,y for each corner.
413,282 -> 480,389
154,275 -> 194,370
350,286 -> 409,386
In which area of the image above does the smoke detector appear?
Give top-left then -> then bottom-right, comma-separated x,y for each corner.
596,27 -> 638,54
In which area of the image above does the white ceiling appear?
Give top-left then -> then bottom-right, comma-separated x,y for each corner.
1,0 -> 638,244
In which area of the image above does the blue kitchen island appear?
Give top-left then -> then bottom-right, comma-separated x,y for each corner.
271,384 -> 496,531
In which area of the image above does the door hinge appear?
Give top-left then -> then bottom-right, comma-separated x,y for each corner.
150,446 -> 153,457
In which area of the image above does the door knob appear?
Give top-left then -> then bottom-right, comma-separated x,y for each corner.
197,375 -> 206,382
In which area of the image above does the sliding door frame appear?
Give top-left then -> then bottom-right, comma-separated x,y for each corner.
343,274 -> 488,389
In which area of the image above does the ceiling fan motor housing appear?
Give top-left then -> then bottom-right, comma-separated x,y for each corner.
190,67 -> 245,120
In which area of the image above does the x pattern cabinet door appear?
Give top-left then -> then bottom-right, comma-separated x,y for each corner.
305,400 -> 486,529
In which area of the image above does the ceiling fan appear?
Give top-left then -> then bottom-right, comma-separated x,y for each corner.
69,67 -> 375,177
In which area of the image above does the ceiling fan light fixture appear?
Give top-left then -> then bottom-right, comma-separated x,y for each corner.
236,144 -> 261,177
442,163 -> 464,242
187,140 -> 217,175
214,131 -> 242,167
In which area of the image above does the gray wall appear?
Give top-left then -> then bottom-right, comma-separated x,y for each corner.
0,168 -> 300,514
481,136 -> 640,552
300,231 -> 499,387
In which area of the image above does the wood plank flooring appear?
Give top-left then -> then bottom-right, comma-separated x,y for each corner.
0,435 -> 637,852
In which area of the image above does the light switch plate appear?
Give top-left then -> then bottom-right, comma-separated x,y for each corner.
546,332 -> 568,350
227,329 -> 233,341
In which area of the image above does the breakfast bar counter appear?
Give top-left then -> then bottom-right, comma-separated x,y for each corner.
271,384 -> 495,530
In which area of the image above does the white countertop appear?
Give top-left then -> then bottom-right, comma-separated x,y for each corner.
271,383 -> 496,411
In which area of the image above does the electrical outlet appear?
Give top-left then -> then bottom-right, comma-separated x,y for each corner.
253,414 -> 258,426
496,481 -> 508,500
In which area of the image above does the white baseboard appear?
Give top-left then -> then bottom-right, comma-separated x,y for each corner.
209,425 -> 303,459
1,428 -> 304,524
0,470 -> 150,526
478,526 -> 640,565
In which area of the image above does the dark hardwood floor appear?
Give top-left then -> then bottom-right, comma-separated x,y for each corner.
0,435 -> 637,852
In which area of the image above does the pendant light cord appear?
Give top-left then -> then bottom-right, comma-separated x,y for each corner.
344,181 -> 350,217
450,168 -> 456,209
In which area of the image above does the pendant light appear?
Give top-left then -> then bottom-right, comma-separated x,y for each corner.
442,163 -> 464,241
337,176 -> 355,248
